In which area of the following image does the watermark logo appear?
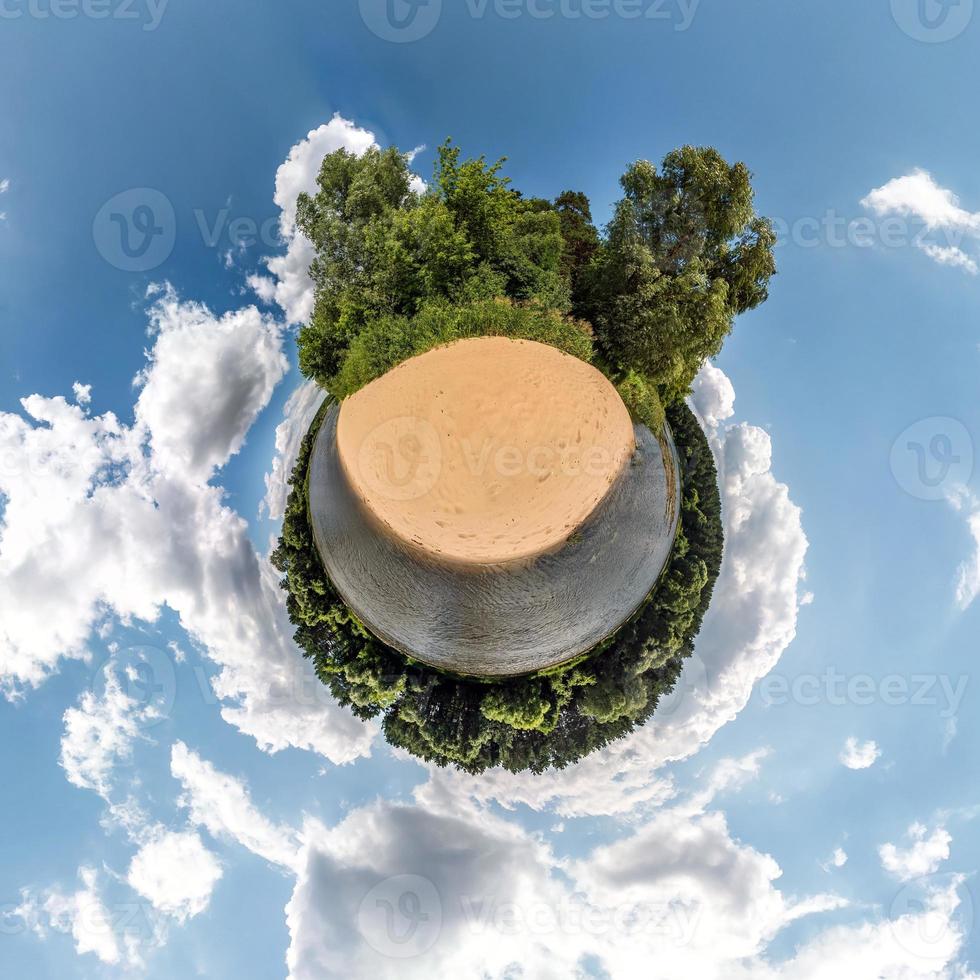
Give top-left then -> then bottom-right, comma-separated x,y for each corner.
93,645 -> 177,727
92,189 -> 175,272
889,875 -> 974,961
891,0 -> 973,42
359,0 -> 443,42
357,875 -> 443,958
655,652 -> 708,720
357,417 -> 443,502
890,417 -> 973,501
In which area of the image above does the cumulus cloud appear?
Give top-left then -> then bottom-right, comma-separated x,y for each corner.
59,665 -> 151,798
421,359 -> 809,817
879,823 -> 952,881
135,284 -> 288,482
287,778 -> 969,980
171,741 -> 301,870
0,284 -> 372,764
262,380 -> 324,521
822,847 -> 848,871
247,114 -> 378,326
18,867 -> 147,968
839,737 -> 881,770
127,830 -> 223,922
861,169 -> 980,274
734,875 -> 970,980
168,747 -> 844,980
0,176 -> 8,220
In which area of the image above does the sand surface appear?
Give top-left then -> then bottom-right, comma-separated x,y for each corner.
336,337 -> 636,565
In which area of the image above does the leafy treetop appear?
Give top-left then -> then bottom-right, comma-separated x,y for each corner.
295,140 -> 775,410
580,147 -> 776,399
295,141 -> 568,384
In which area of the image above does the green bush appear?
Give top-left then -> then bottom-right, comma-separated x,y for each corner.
617,370 -> 666,433
331,298 -> 594,400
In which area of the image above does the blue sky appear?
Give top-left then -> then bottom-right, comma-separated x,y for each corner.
2,1 -> 980,977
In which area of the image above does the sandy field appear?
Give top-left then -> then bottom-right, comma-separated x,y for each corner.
335,337 -> 635,565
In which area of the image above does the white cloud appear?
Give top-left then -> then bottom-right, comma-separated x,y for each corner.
71,381 -> 92,406
732,876 -> 970,980
919,242 -> 978,275
59,666 -> 149,798
262,379 -> 324,521
127,830 -> 223,922
839,737 -> 881,770
279,756 -> 842,980
159,747 -> 860,980
861,169 -> 980,274
284,778 -> 971,980
862,170 -> 980,233
171,741 -> 301,870
681,748 -> 771,815
0,284 -> 373,764
135,283 -> 288,483
947,487 -> 980,610
281,759 -> 847,980
248,114 -> 378,326
21,867 -> 143,967
820,847 -> 848,872
0,178 -> 8,194
879,823 -> 952,881
423,361 -> 809,818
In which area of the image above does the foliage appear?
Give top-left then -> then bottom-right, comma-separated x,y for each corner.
554,190 -> 600,311
616,370 -> 666,434
296,142 -> 569,387
296,141 -> 774,415
271,401 -> 723,774
579,147 -> 776,400
330,298 -> 594,400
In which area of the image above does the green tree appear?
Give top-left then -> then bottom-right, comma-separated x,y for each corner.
554,190 -> 600,309
295,142 -> 570,390
583,147 -> 776,400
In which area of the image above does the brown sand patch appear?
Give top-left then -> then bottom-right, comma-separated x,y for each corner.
335,337 -> 636,565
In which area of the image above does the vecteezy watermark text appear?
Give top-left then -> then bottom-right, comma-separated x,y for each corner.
359,0 -> 699,43
759,668 -> 969,719
0,0 -> 168,30
356,875 -> 703,960
91,187 -> 281,273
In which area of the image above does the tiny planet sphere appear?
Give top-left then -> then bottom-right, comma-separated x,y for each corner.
309,337 -> 680,677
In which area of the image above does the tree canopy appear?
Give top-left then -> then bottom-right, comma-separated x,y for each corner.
295,141 -> 569,385
296,141 -> 775,406
580,148 -> 776,400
